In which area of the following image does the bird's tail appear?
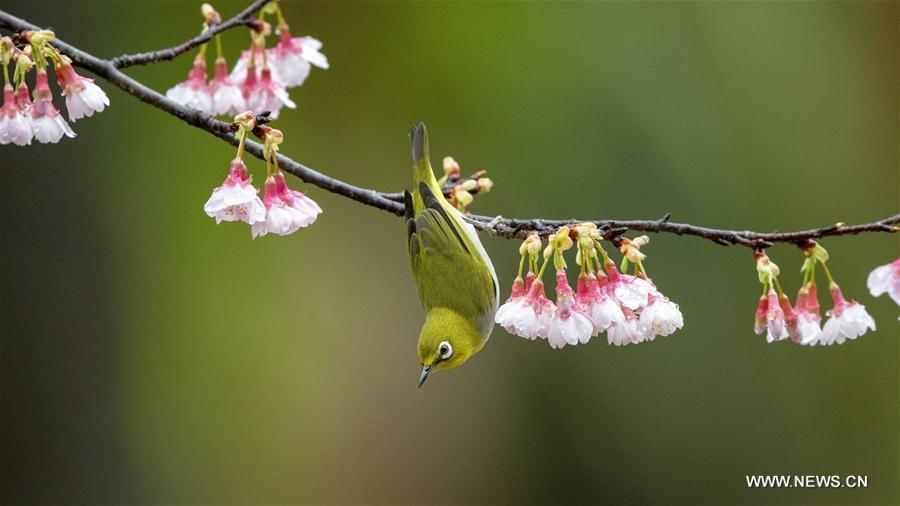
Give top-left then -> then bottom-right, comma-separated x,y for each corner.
409,122 -> 441,193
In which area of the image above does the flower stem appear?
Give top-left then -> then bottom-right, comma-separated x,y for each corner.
214,34 -> 223,59
2,62 -> 9,86
275,3 -> 286,30
772,275 -> 784,296
236,129 -> 248,160
636,260 -> 647,278
536,249 -> 552,280
820,260 -> 835,286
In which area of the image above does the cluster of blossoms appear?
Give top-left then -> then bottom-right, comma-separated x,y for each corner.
166,2 -> 327,119
0,32 -> 109,146
203,111 -> 321,237
495,224 -> 683,349
437,156 -> 493,212
752,244 -> 886,346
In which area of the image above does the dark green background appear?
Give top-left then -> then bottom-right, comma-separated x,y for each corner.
1,1 -> 898,504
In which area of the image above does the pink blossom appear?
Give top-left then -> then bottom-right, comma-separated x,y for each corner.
251,172 -> 322,238
495,275 -> 527,333
867,258 -> 900,306
274,171 -> 322,224
639,295 -> 683,341
268,25 -> 329,88
763,288 -> 789,343
228,45 -> 282,86
603,260 -> 659,311
607,308 -> 643,346
547,269 -> 593,349
55,61 -> 109,121
753,295 -> 768,335
576,272 -> 623,334
793,283 -> 822,345
816,285 -> 876,345
165,56 -> 212,113
0,83 -> 32,146
203,158 -> 265,224
245,67 -> 296,119
501,278 -> 555,340
777,292 -> 801,343
209,58 -> 244,116
30,69 -> 75,143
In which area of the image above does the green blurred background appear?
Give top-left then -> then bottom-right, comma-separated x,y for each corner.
1,1 -> 898,504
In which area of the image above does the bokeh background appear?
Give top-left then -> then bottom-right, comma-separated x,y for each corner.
1,1 -> 898,504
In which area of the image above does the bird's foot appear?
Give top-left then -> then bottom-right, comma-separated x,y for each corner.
465,215 -> 504,236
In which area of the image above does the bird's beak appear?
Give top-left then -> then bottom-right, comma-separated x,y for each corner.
418,364 -> 434,388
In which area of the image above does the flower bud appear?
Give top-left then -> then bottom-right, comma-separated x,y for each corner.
549,227 -> 573,251
233,110 -> 256,131
458,179 -> 477,192
756,252 -> 780,279
579,235 -> 594,251
442,156 -> 460,178
619,237 -> 647,263
0,37 -> 12,65
454,189 -> 473,208
807,242 -> 829,263
575,223 -> 596,237
265,127 -> 284,145
27,30 -> 56,45
524,234 -> 542,256
477,177 -> 493,192
201,3 -> 221,24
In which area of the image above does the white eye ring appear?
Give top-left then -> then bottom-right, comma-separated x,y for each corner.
438,341 -> 453,360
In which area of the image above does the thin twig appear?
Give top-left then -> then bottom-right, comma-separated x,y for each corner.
108,0 -> 270,68
0,7 -> 897,249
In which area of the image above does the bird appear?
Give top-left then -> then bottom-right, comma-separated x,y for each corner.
404,123 -> 499,387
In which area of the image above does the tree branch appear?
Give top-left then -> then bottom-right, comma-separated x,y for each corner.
0,7 -> 897,249
108,0 -> 270,68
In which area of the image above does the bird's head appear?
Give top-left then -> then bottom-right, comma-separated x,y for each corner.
417,307 -> 485,387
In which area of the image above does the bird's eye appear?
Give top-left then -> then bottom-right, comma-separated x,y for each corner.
438,341 -> 453,360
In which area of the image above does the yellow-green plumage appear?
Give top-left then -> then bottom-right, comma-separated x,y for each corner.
405,124 -> 498,386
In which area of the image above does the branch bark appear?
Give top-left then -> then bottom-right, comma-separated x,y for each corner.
1,7 -> 897,249
108,0 -> 270,68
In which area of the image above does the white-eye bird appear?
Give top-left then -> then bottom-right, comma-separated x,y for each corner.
405,123 -> 499,387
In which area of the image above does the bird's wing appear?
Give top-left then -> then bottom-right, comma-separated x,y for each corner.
406,183 -> 498,336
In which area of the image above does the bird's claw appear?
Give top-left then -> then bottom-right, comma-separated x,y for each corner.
464,215 -> 504,236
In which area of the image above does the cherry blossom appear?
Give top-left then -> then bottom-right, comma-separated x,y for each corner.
245,67 -> 295,119
30,69 -> 75,143
251,172 -> 321,238
0,83 -> 32,145
55,61 -> 109,121
203,158 -> 265,225
547,269 -> 593,349
639,295 -> 683,341
867,258 -> 900,306
209,58 -> 244,116
166,55 -> 212,113
269,25 -> 329,88
815,284 -> 876,345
